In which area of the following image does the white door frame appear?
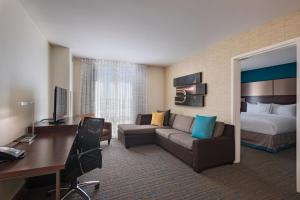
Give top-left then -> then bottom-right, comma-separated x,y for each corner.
231,37 -> 300,192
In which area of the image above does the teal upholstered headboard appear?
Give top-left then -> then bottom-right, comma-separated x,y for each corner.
241,62 -> 296,83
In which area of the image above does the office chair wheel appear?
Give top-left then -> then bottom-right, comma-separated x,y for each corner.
95,183 -> 100,190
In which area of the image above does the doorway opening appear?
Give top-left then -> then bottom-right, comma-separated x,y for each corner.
231,38 -> 300,192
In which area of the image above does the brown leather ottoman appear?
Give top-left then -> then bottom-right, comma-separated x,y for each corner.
117,124 -> 157,148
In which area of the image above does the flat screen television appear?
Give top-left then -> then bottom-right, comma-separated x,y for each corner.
52,86 -> 68,124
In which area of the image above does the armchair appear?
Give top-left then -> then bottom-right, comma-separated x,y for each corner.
102,122 -> 112,145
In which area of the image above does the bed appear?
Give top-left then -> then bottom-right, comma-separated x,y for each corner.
241,78 -> 297,152
241,111 -> 296,152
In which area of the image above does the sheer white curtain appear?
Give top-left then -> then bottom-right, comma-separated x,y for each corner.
80,59 -> 147,137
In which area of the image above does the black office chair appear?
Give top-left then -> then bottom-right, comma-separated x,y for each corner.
48,117 -> 104,200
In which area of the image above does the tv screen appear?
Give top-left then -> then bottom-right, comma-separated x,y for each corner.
53,86 -> 67,123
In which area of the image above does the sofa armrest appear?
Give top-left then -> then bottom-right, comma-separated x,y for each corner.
192,135 -> 235,172
104,122 -> 112,130
135,114 -> 152,125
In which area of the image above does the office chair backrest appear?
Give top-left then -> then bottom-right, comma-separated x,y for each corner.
78,117 -> 104,152
63,117 -> 104,180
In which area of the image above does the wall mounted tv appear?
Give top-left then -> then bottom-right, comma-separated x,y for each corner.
52,86 -> 68,124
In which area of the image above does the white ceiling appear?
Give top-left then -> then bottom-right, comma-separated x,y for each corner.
241,46 -> 297,71
21,0 -> 300,66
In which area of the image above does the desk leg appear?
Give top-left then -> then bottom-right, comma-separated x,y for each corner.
56,171 -> 61,200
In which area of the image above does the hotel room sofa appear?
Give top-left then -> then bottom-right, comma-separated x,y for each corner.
118,113 -> 235,172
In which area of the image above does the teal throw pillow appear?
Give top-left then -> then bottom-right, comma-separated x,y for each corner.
192,115 -> 217,139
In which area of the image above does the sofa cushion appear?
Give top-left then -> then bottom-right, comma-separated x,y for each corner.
169,133 -> 197,150
155,128 -> 186,139
135,114 -> 152,125
192,115 -> 217,139
172,115 -> 194,132
118,124 -> 157,135
168,113 -> 177,127
189,120 -> 195,133
190,121 -> 225,137
158,109 -> 171,126
151,112 -> 165,126
213,121 -> 225,137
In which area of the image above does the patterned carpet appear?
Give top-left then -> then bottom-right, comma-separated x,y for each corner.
26,139 -> 300,200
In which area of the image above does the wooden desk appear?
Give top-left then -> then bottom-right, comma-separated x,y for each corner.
30,117 -> 80,134
0,119 -> 79,200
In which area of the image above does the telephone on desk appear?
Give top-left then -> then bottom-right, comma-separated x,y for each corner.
0,147 -> 25,162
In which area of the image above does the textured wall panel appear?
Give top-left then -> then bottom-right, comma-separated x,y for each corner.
274,78 -> 296,95
241,81 -> 273,96
241,62 -> 296,83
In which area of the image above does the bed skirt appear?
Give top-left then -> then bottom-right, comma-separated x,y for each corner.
241,130 -> 296,153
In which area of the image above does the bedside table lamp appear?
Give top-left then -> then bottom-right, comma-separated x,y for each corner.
18,101 -> 36,143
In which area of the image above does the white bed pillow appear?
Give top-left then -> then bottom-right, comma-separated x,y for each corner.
246,103 -> 258,113
257,102 -> 271,113
271,103 -> 280,114
271,104 -> 296,117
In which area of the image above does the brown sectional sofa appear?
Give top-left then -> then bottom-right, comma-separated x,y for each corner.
118,113 -> 235,172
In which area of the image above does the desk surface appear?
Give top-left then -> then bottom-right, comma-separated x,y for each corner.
34,117 -> 81,128
0,131 -> 76,181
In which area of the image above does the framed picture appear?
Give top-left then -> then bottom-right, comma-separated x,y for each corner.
173,72 -> 207,106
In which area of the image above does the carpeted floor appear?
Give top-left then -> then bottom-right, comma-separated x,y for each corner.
26,139 -> 300,200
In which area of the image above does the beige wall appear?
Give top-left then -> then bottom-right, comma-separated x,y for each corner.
49,45 -> 71,117
165,10 -> 300,123
146,66 -> 165,112
0,0 -> 50,199
72,58 -> 165,116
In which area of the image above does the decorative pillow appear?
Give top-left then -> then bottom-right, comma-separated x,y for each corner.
151,112 -> 165,126
191,115 -> 217,139
247,102 -> 258,113
168,113 -> 177,127
157,109 -> 171,126
213,121 -> 225,137
257,102 -> 271,113
271,104 -> 296,117
271,103 -> 280,114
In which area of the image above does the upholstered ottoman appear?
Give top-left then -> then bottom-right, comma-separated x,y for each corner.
117,124 -> 157,148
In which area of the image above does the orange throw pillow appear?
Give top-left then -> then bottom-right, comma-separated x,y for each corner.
151,112 -> 165,126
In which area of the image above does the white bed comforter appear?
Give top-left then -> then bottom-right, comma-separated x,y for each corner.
240,112 -> 296,135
